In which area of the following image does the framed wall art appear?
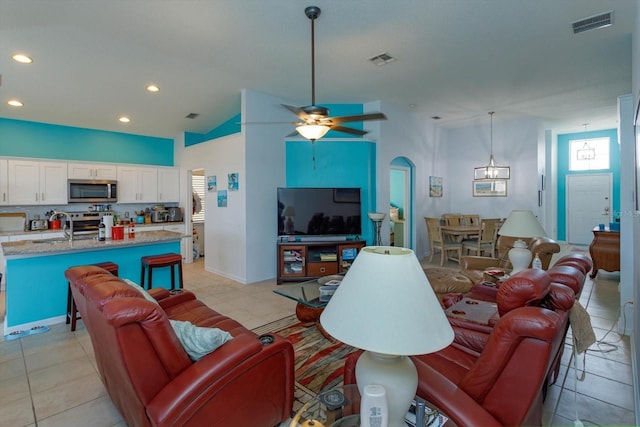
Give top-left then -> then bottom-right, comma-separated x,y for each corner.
429,176 -> 443,197
472,179 -> 507,197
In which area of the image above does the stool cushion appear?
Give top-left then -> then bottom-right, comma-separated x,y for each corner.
142,253 -> 182,266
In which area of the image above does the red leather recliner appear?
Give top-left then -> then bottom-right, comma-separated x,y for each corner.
65,266 -> 295,427
344,305 -> 566,427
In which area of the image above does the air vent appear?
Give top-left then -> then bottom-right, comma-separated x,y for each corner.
185,113 -> 199,119
369,53 -> 396,66
572,11 -> 613,34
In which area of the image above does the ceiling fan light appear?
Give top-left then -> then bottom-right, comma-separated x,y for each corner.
296,124 -> 330,140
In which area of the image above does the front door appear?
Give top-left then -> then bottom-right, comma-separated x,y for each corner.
566,173 -> 612,245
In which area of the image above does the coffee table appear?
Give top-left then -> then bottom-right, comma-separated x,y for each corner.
273,275 -> 343,340
289,384 -> 452,427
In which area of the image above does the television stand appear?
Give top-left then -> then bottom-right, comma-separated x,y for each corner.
277,240 -> 366,283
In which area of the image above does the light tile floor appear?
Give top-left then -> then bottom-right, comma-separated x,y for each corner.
0,248 -> 636,426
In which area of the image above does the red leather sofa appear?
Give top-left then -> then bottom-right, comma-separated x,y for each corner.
65,266 -> 295,427
344,305 -> 567,426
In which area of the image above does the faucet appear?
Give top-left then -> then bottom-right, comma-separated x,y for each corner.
50,210 -> 73,241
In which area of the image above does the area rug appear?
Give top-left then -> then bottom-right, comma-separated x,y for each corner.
253,315 -> 358,395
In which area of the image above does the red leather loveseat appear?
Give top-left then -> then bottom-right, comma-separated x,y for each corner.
344,304 -> 566,426
65,266 -> 295,427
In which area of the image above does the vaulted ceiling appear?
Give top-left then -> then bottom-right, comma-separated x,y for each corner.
0,0 -> 634,138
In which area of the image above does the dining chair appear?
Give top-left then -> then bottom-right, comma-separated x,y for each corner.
462,214 -> 480,227
442,214 -> 463,226
462,218 -> 501,257
425,217 -> 462,266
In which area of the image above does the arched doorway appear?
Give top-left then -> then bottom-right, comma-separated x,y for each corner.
390,157 -> 414,249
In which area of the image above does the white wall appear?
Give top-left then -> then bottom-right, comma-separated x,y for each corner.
242,89 -> 291,283
175,89 -> 292,284
375,100 -> 440,259
630,3 -> 640,420
174,131 -> 246,280
443,116 -> 544,227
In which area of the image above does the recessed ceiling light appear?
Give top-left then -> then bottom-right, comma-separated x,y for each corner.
146,84 -> 160,93
12,54 -> 33,64
8,99 -> 24,107
118,116 -> 131,123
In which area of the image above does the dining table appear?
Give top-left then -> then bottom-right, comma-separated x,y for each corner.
440,224 -> 482,242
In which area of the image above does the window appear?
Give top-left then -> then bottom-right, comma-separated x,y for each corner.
569,137 -> 610,171
192,174 -> 205,223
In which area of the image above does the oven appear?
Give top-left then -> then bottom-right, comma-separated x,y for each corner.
68,211 -> 109,235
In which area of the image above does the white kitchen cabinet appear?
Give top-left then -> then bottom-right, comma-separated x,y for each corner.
117,166 -> 158,203
157,167 -> 180,203
68,162 -> 117,180
7,160 -> 67,205
0,159 -> 8,205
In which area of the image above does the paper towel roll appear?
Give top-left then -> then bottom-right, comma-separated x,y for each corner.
103,214 -> 113,239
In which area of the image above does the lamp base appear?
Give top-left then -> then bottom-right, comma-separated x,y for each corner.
508,239 -> 532,274
355,351 -> 417,427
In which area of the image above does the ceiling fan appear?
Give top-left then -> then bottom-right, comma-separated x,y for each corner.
284,6 -> 387,142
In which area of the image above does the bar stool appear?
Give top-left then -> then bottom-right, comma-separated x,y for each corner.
67,261 -> 119,332
140,253 -> 183,291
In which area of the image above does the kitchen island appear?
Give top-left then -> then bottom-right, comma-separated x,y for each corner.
2,230 -> 185,335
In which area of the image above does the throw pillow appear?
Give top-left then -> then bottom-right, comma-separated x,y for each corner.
123,279 -> 159,305
169,320 -> 232,361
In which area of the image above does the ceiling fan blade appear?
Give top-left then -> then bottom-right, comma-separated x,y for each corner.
329,125 -> 368,136
282,104 -> 310,120
326,112 -> 387,124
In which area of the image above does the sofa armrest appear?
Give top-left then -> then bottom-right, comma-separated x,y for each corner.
460,256 -> 501,272
147,333 -> 294,427
412,360 -> 502,427
154,290 -> 198,310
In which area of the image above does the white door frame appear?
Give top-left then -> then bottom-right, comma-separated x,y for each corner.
390,163 -> 412,249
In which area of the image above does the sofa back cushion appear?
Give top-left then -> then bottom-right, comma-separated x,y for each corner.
496,269 -> 551,316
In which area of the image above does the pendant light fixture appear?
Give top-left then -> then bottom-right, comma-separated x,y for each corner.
576,123 -> 596,160
474,111 -> 510,180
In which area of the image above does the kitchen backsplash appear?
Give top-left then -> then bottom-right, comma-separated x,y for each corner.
0,202 -> 179,223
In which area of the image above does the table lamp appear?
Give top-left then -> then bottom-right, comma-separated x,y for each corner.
498,210 -> 547,273
320,246 -> 454,427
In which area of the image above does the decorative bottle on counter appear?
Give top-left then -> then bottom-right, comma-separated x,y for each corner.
128,219 -> 135,239
98,219 -> 106,241
532,253 -> 542,269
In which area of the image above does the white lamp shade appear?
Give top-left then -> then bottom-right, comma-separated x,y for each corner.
320,246 -> 454,355
296,124 -> 330,140
499,210 -> 546,238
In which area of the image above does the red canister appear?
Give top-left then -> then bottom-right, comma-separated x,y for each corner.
111,225 -> 125,240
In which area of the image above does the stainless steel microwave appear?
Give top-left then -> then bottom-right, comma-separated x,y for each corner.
68,179 -> 117,203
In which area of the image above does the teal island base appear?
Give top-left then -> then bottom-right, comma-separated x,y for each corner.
3,235 -> 181,335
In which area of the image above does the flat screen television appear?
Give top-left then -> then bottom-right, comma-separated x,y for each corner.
277,187 -> 362,237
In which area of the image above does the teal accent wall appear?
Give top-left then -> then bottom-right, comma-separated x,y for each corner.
0,118 -> 174,165
557,128 -> 620,240
185,113 -> 241,146
285,139 -> 376,243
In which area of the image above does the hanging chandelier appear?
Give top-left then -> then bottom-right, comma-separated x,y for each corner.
576,123 -> 596,160
474,112 -> 510,180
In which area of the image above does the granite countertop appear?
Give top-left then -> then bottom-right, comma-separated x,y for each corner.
1,230 -> 186,257
0,222 -> 185,237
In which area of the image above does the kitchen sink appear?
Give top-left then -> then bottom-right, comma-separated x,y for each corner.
31,238 -> 69,244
